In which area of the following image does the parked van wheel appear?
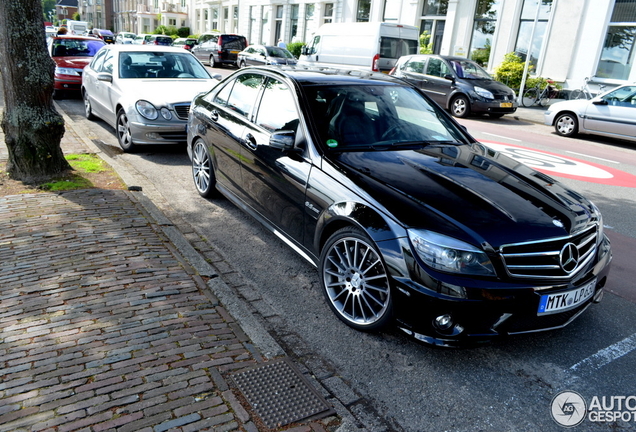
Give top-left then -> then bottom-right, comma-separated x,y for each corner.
450,95 -> 470,118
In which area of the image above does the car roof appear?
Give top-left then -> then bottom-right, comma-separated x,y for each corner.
236,65 -> 404,86
101,45 -> 189,54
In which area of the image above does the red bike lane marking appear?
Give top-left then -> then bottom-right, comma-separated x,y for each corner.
480,140 -> 636,188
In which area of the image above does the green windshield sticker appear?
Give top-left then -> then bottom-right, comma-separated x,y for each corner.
327,139 -> 338,148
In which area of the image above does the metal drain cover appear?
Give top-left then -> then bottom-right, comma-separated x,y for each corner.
232,357 -> 335,428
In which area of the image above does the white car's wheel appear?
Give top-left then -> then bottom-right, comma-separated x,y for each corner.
554,112 -> 578,137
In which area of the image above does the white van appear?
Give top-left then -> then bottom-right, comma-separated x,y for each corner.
66,20 -> 90,36
299,22 -> 420,73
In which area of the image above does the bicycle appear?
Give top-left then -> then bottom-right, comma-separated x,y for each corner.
570,77 -> 606,100
521,79 -> 559,107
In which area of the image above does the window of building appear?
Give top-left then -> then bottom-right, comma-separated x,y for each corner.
261,6 -> 269,44
275,5 -> 283,42
290,4 -> 299,40
596,0 -> 636,80
357,0 -> 370,22
470,0 -> 500,66
420,0 -> 448,54
514,0 -> 553,72
304,4 -> 314,42
324,3 -> 333,24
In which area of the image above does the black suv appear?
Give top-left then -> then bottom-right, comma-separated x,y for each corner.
191,31 -> 247,67
185,66 -> 611,347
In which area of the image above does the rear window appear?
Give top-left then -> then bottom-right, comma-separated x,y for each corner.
220,35 -> 247,51
379,37 -> 419,59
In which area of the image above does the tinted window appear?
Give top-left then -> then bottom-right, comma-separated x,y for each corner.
225,74 -> 265,117
256,79 -> 299,132
380,37 -> 418,58
425,58 -> 451,77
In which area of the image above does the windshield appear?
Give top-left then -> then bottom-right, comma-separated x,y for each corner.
52,38 -> 105,56
304,84 -> 467,151
118,52 -> 211,79
449,59 -> 492,80
266,47 -> 294,58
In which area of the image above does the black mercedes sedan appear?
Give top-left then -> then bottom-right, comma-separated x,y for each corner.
186,66 -> 612,347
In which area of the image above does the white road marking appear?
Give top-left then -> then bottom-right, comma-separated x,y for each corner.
566,151 -> 620,164
569,333 -> 636,375
482,132 -> 522,142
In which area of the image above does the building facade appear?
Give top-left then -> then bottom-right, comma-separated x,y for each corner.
104,0 -> 636,92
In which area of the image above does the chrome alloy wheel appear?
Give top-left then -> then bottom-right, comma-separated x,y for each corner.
192,139 -> 215,197
321,232 -> 392,329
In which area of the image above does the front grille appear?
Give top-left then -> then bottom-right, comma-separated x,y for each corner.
499,224 -> 598,279
173,103 -> 190,120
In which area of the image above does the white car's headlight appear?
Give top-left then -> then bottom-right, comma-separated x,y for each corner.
408,229 -> 495,276
160,107 -> 172,120
136,100 -> 158,120
55,67 -> 81,76
474,86 -> 494,100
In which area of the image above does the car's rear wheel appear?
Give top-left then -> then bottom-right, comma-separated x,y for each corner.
209,55 -> 216,68
116,109 -> 137,152
191,139 -> 218,198
83,91 -> 94,120
319,226 -> 393,331
554,112 -> 578,137
450,95 -> 470,118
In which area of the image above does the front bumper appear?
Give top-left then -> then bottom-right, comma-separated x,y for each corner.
470,99 -> 518,115
54,77 -> 82,92
130,120 -> 188,145
392,235 -> 612,347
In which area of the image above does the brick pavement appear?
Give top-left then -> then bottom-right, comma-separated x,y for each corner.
0,189 -> 265,431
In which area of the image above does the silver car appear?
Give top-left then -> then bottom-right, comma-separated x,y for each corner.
81,45 -> 218,152
544,84 -> 636,142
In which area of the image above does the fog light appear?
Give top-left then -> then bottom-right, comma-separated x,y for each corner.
434,314 -> 453,330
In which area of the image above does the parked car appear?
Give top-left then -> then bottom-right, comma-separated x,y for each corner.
173,37 -> 197,51
390,54 -> 518,118
145,34 -> 173,46
48,35 -> 106,99
115,32 -> 136,44
81,45 -> 218,152
237,45 -> 297,68
191,31 -> 247,67
92,29 -> 115,44
186,66 -> 611,347
132,34 -> 151,45
544,84 -> 636,142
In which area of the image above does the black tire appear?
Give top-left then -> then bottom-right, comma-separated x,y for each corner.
191,139 -> 218,198
239,60 -> 246,68
554,112 -> 578,137
209,55 -> 216,68
450,95 -> 471,118
116,109 -> 137,152
521,89 -> 538,107
319,226 -> 393,331
83,91 -> 95,120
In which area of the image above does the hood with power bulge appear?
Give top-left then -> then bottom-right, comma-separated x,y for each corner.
332,143 -> 596,248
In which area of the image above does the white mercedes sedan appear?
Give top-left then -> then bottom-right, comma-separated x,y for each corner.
81,45 -> 219,152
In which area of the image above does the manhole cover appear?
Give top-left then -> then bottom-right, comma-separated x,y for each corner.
232,357 -> 335,428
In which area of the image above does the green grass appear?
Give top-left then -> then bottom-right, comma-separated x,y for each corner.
65,154 -> 106,173
40,154 -> 104,191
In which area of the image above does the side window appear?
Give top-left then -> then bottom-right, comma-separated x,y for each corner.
425,58 -> 450,78
211,80 -> 234,105
404,59 -> 424,73
89,49 -> 107,72
308,35 -> 320,55
603,85 -> 636,106
226,73 -> 265,118
102,51 -> 114,74
255,78 -> 299,133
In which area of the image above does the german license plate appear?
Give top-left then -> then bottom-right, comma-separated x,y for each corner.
500,102 -> 513,108
538,279 -> 596,315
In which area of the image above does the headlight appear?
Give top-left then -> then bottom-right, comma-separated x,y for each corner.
474,86 -> 494,100
408,229 -> 495,276
55,67 -> 81,76
160,107 -> 172,120
136,100 -> 158,120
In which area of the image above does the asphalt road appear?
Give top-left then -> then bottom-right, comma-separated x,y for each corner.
55,88 -> 636,432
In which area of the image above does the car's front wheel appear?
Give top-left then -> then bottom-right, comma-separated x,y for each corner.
450,95 -> 471,118
554,112 -> 578,137
116,109 -> 137,152
319,226 -> 393,331
83,91 -> 94,120
192,139 -> 218,198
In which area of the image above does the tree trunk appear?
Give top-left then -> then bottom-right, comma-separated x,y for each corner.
0,0 -> 71,183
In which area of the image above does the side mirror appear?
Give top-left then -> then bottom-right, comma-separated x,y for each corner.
270,130 -> 295,151
592,98 -> 608,105
211,73 -> 223,81
444,74 -> 455,82
97,73 -> 112,83
301,46 -> 308,55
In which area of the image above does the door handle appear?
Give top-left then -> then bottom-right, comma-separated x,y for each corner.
244,133 -> 258,150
